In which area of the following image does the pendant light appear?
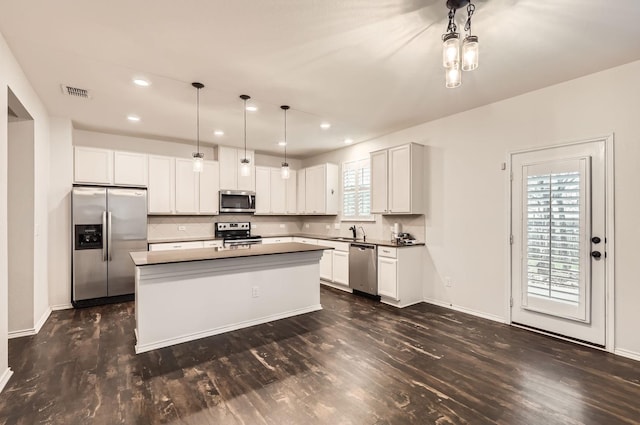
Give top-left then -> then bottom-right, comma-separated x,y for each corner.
461,2 -> 479,71
239,94 -> 251,177
280,105 -> 290,179
191,82 -> 205,172
442,0 -> 479,88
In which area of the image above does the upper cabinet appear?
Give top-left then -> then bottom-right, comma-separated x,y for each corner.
218,146 -> 255,191
254,166 -> 297,215
304,163 -> 339,215
370,143 -> 424,215
148,155 -> 219,215
74,146 -> 148,187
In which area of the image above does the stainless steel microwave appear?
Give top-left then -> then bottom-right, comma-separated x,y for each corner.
219,190 -> 256,213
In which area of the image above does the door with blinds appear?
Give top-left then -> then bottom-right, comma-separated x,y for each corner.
511,140 -> 607,346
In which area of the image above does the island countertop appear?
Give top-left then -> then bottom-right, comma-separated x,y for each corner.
130,242 -> 332,266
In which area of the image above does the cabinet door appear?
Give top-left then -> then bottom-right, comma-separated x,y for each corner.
297,169 -> 306,214
378,257 -> 398,299
74,146 -> 113,184
199,161 -> 219,214
203,240 -> 223,248
320,250 -> 333,281
270,168 -> 286,214
305,165 -> 325,214
175,158 -> 198,214
332,250 -> 349,285
255,167 -> 271,214
285,169 -> 297,214
388,145 -> 411,213
370,149 -> 388,214
218,146 -> 237,190
148,155 -> 174,214
237,149 -> 255,191
114,151 -> 148,186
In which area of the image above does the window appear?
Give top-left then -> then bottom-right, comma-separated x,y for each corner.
342,158 -> 371,220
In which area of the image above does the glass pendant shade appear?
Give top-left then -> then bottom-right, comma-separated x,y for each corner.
281,163 -> 290,179
240,158 -> 251,177
445,62 -> 462,88
462,35 -> 479,71
442,33 -> 460,68
192,153 -> 204,173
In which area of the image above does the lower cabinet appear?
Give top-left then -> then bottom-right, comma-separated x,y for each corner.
377,246 -> 423,308
332,250 -> 349,286
317,240 -> 350,290
261,237 -> 293,244
149,241 -> 205,251
319,250 -> 333,281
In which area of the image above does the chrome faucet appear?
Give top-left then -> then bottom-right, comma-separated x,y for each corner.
358,226 -> 366,241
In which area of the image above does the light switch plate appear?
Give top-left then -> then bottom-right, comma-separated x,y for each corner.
305,223 -> 310,228
334,223 -> 340,230
178,225 -> 186,231
252,224 -> 257,229
325,224 -> 330,230
279,224 -> 285,228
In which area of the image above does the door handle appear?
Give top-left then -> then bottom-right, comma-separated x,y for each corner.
102,211 -> 108,261
591,236 -> 602,244
591,251 -> 602,259
107,211 -> 112,261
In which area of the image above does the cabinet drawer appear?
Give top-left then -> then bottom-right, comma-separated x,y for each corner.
378,247 -> 397,258
293,237 -> 317,245
318,240 -> 349,251
203,240 -> 223,248
149,241 -> 205,251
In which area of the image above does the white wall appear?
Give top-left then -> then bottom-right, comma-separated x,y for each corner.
0,30 -> 51,391
8,120 -> 35,333
48,118 -> 73,310
306,60 -> 640,357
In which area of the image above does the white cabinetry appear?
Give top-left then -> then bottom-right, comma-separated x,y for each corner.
75,147 -> 149,186
377,245 -> 423,307
286,169 -> 297,214
149,241 -> 205,251
370,143 -> 424,214
148,155 -> 175,214
255,166 -> 296,215
74,146 -> 113,185
149,156 -> 219,215
255,166 -> 271,214
318,240 -> 350,290
203,240 -> 223,249
303,163 -> 339,215
114,151 -> 148,186
293,237 -> 317,245
270,168 -> 287,214
218,146 -> 255,191
297,169 -> 306,213
261,237 -> 293,244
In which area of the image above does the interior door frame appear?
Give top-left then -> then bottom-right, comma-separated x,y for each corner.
506,134 -> 615,352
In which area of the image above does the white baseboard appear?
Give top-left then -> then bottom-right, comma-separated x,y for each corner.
320,280 -> 353,293
0,368 -> 13,393
423,297 -> 508,324
8,307 -> 52,339
614,348 -> 640,362
51,303 -> 73,311
135,304 -> 323,354
34,307 -> 52,334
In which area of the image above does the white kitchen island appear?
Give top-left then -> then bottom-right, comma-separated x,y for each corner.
130,242 -> 329,354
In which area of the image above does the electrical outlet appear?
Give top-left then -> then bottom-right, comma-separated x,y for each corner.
325,224 -> 330,230
251,286 -> 259,298
252,224 -> 257,229
178,225 -> 186,231
334,223 -> 340,230
305,223 -> 310,228
279,224 -> 285,228
445,276 -> 452,287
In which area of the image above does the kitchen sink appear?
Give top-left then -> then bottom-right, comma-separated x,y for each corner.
330,237 -> 363,242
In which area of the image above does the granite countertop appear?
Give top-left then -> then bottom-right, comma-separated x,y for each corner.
131,242 -> 332,266
147,233 -> 424,248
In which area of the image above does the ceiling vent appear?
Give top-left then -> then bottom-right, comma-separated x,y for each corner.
60,84 -> 91,99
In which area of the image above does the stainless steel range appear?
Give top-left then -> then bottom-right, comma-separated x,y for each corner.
214,222 -> 262,247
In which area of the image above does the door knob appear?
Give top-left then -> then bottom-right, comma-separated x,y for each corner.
591,251 -> 602,259
591,236 -> 601,244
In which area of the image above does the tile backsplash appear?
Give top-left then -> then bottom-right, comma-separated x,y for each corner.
148,214 -> 426,243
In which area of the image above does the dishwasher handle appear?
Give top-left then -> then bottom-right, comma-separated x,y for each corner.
351,243 -> 376,250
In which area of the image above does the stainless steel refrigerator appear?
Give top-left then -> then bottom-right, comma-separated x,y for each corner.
72,186 -> 147,307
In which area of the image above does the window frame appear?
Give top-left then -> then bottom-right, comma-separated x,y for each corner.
341,158 -> 373,222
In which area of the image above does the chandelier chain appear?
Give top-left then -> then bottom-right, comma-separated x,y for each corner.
446,8 -> 457,34
464,2 -> 475,33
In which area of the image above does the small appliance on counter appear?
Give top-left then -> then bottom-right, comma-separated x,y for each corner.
215,222 -> 262,247
395,232 -> 417,245
72,185 -> 147,307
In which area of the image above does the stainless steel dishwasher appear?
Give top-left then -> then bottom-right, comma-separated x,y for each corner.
349,243 -> 378,295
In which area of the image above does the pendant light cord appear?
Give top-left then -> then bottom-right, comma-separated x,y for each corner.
284,108 -> 287,163
244,99 -> 247,159
196,87 -> 200,154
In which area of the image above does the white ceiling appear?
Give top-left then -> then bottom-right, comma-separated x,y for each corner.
1,0 -> 639,158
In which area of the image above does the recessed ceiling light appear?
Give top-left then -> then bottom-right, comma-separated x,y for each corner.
133,79 -> 150,87
344,138 -> 353,145
246,105 -> 258,112
127,115 -> 141,122
278,141 -> 287,146
214,130 -> 225,136
320,122 -> 331,130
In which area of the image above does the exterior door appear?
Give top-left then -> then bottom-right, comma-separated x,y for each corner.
511,140 -> 607,346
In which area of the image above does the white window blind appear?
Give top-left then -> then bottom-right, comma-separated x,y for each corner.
526,171 -> 581,304
342,158 -> 371,219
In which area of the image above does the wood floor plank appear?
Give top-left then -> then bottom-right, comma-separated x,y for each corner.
0,287 -> 639,424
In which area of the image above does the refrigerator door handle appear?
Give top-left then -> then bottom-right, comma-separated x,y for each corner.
107,211 -> 113,261
102,211 -> 108,261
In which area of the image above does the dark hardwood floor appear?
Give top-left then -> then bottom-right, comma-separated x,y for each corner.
1,287 -> 639,425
